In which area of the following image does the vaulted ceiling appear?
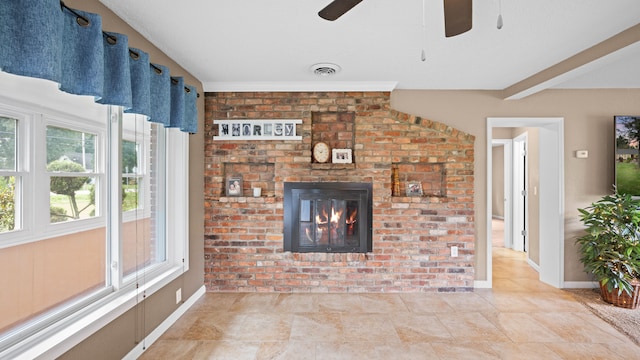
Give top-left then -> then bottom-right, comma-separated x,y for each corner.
100,0 -> 640,98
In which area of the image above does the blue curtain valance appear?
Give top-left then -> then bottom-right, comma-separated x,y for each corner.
0,0 -> 198,133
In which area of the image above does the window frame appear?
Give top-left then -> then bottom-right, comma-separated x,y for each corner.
0,108 -> 29,236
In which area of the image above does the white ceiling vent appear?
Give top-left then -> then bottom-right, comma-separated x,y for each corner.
311,63 -> 341,77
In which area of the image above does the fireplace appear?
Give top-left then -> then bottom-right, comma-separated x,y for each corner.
284,182 -> 372,253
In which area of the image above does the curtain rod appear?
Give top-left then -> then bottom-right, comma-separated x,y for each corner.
60,1 -> 200,98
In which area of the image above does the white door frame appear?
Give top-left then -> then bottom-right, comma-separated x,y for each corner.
485,117 -> 565,289
492,139 -> 513,248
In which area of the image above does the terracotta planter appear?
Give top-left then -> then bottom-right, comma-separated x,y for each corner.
599,280 -> 640,309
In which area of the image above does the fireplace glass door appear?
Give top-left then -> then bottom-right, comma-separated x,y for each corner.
284,182 -> 372,253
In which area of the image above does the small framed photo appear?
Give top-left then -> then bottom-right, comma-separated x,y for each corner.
242,123 -> 251,136
285,123 -> 294,137
226,176 -> 243,197
231,123 -> 241,136
332,149 -> 352,164
274,123 -> 283,136
406,181 -> 423,197
263,123 -> 273,136
253,124 -> 262,136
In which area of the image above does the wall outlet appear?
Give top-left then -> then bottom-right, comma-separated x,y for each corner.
451,246 -> 458,257
176,288 -> 182,304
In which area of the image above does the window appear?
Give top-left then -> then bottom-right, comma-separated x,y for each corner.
0,74 -> 188,357
0,116 -> 18,233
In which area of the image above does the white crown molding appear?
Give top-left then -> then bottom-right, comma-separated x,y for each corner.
203,81 -> 398,93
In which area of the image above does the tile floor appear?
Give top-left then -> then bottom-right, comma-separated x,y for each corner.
139,248 -> 640,359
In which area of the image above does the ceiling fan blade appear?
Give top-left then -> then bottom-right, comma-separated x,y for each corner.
443,0 -> 472,37
318,0 -> 364,21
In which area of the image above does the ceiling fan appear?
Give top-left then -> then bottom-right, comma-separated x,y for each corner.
318,0 -> 472,37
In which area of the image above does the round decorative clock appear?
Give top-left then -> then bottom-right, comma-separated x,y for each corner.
313,142 -> 330,163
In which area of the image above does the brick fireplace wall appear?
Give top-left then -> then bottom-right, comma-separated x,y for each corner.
204,91 -> 475,292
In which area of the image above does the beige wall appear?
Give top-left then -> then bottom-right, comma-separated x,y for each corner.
57,0 -> 205,358
391,88 -> 640,282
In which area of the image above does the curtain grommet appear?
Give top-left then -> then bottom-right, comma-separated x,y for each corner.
76,16 -> 90,27
129,50 -> 140,61
106,35 -> 117,45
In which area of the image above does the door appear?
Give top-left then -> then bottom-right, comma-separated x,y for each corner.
513,133 -> 527,253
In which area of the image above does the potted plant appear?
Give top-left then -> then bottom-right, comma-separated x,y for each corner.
576,191 -> 640,309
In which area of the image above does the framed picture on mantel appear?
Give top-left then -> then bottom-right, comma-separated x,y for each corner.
226,176 -> 243,197
406,181 -> 423,197
332,149 -> 352,164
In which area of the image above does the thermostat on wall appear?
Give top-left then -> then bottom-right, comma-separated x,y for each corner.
575,150 -> 588,158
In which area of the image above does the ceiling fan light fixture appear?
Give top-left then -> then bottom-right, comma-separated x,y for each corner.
310,63 -> 341,77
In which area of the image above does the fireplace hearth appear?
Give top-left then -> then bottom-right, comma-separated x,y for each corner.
284,182 -> 372,253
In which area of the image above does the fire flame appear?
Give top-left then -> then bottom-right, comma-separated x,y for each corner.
346,208 -> 357,225
330,207 -> 344,225
316,207 -> 328,225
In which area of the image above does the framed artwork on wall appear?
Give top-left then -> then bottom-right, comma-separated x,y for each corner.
406,182 -> 423,197
226,176 -> 243,197
214,119 -> 302,141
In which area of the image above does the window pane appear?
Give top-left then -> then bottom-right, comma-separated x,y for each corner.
0,117 -> 17,171
122,140 -> 141,212
122,139 -> 138,175
122,115 -> 165,278
46,126 -> 96,173
122,175 -> 143,212
0,176 -> 16,233
49,176 -> 96,223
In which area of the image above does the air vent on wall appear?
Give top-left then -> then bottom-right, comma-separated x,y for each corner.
310,63 -> 341,77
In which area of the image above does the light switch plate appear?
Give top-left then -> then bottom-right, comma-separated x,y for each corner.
576,150 -> 588,158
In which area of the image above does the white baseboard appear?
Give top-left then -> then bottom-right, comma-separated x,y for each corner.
563,281 -> 598,289
123,285 -> 206,360
527,258 -> 540,272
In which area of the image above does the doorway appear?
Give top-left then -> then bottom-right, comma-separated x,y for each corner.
491,139 -> 512,249
486,118 -> 565,288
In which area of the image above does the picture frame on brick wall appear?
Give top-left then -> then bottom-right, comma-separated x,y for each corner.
406,181 -> 423,197
214,119 -> 302,141
332,148 -> 352,164
226,176 -> 243,197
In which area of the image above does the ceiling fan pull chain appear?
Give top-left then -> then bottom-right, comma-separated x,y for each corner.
497,0 -> 504,29
421,0 -> 427,62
